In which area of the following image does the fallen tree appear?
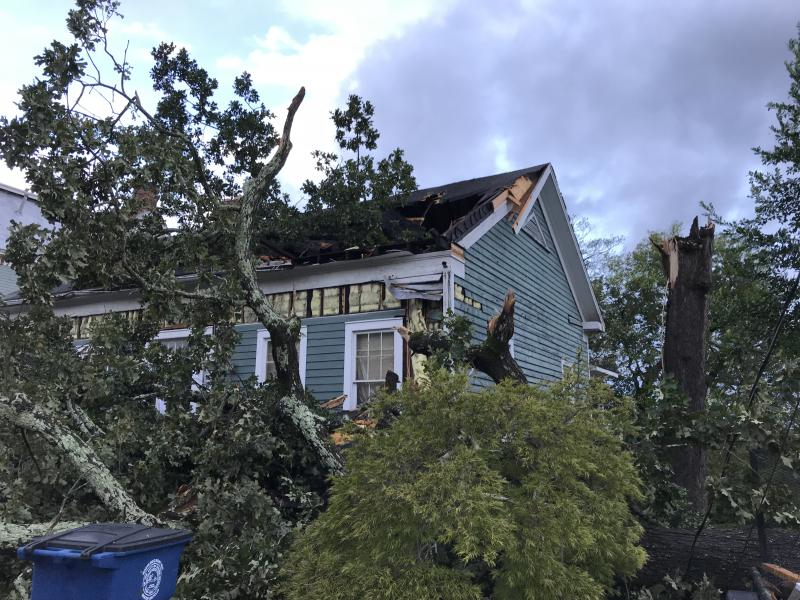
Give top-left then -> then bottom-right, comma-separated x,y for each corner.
0,0 -> 420,595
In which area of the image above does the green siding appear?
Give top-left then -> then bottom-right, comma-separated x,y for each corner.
456,196 -> 586,385
0,264 -> 17,298
231,309 -> 404,402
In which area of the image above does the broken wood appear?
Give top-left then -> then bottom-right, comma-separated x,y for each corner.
752,567 -> 776,600
654,217 -> 714,513
761,563 -> 800,586
232,86 -> 342,475
402,289 -> 526,384
466,290 -> 527,384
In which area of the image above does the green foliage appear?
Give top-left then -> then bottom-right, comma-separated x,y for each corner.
302,94 -> 417,248
589,220 -> 800,528
0,0 -> 355,595
632,573 -> 721,600
749,24 -> 800,267
282,371 -> 645,599
590,234 -> 667,400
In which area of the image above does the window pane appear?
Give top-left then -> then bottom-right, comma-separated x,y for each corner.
353,330 -> 395,406
357,382 -> 381,405
264,338 -> 301,380
380,331 -> 393,353
265,341 -> 276,379
161,337 -> 188,352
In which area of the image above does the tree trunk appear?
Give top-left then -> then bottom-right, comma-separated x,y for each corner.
404,289 -> 526,384
656,217 -> 714,513
636,524 -> 800,591
233,87 -> 342,475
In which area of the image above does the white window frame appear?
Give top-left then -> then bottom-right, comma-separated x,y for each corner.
153,327 -> 212,412
342,317 -> 404,411
255,326 -> 308,385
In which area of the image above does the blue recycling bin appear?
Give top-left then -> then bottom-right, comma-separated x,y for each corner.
17,523 -> 192,600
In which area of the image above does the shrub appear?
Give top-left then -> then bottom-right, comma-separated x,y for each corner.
282,371 -> 646,599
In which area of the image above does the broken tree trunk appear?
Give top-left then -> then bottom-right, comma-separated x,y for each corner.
403,289 -> 526,384
655,217 -> 714,514
233,87 -> 342,475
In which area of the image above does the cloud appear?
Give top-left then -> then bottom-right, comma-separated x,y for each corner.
348,0 -> 800,244
214,0 -> 457,197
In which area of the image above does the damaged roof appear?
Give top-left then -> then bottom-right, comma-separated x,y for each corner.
266,164 -> 550,265
394,163 -> 548,242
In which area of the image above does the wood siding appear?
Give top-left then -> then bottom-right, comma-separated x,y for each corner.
231,309 -> 404,402
456,197 -> 586,385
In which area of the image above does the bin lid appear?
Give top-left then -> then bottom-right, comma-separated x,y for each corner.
22,523 -> 192,558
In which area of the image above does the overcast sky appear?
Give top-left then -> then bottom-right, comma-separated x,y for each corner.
1,0 -> 797,244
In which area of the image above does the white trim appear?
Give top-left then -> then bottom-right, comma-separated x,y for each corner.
547,170 -> 604,329
459,201 -> 513,249
254,326 -> 308,385
0,181 -> 36,200
6,251 -> 466,317
538,197 -> 584,323
582,321 -> 604,333
153,326 -> 212,413
256,250 -> 465,295
442,262 -> 454,313
590,365 -> 620,379
342,317 -> 404,411
513,163 -> 552,233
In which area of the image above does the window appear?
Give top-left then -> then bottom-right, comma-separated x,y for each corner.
153,327 -> 211,413
255,326 -> 308,384
522,207 -> 549,250
343,318 -> 404,411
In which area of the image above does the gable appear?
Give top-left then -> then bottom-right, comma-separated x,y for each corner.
455,209 -> 586,384
455,165 -> 603,331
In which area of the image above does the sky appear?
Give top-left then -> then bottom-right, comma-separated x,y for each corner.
0,0 -> 798,245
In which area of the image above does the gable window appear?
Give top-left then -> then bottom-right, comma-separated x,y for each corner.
343,318 -> 404,411
153,327 -> 211,413
522,207 -> 550,250
255,326 -> 308,384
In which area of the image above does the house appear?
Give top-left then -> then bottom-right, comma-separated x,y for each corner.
1,164 -> 602,408
0,182 -> 48,298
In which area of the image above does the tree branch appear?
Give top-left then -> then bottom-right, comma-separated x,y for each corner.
0,522 -> 85,552
230,87 -> 342,474
0,393 -> 157,524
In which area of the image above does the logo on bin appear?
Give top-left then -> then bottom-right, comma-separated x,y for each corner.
141,558 -> 164,600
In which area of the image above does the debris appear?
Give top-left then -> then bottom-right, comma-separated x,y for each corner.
320,395 -> 346,410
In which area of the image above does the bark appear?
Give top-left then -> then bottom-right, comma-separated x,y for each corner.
655,217 -> 714,513
466,290 -> 527,384
0,393 -> 156,525
0,522 -> 84,553
751,567 -> 775,600
406,289 -> 526,384
233,87 -> 342,475
636,524 -> 800,591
